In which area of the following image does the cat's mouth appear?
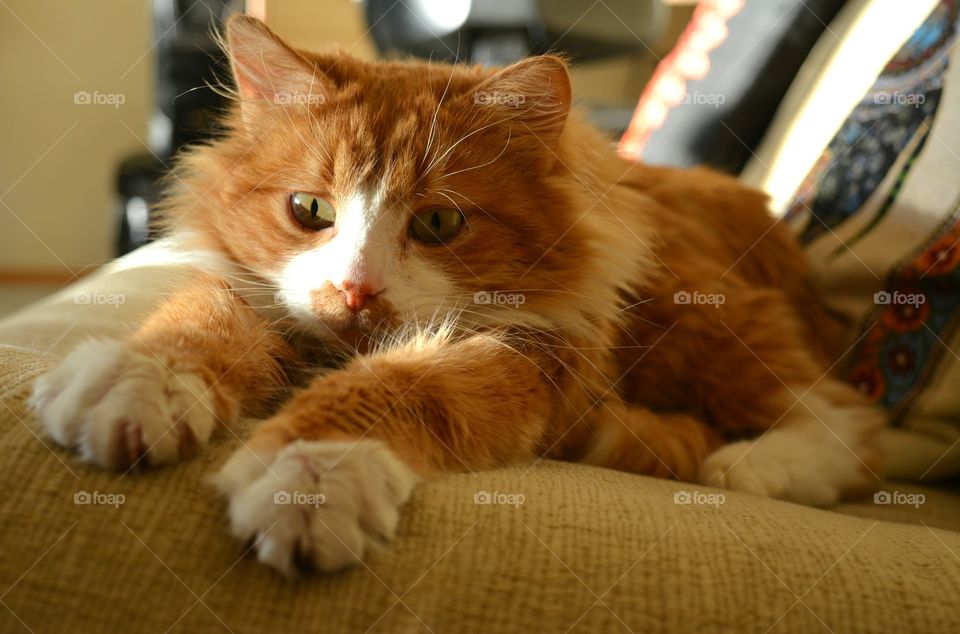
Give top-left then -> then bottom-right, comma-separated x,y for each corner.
308,318 -> 399,354
298,290 -> 398,350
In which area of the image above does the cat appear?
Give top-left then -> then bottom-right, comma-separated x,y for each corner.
30,15 -> 882,575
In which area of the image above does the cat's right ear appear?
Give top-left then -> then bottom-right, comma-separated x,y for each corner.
225,15 -> 331,121
471,55 -> 572,146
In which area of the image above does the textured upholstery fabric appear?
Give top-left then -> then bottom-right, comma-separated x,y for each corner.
2,344 -> 959,633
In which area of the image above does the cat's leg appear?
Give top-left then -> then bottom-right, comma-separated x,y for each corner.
578,400 -> 724,483
624,285 -> 883,506
697,379 -> 883,506
213,331 -> 554,574
31,272 -> 297,469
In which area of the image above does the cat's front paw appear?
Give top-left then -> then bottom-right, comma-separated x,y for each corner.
213,438 -> 419,575
30,338 -> 217,469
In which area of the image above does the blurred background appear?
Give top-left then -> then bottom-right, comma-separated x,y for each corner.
1,0 -> 852,316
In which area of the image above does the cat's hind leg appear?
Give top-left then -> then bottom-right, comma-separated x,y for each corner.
698,380 -> 883,506
578,400 -> 724,483
620,284 -> 883,505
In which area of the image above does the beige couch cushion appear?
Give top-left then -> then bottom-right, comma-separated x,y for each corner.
2,342 -> 959,632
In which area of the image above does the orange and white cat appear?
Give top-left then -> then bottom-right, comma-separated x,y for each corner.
31,16 -> 881,574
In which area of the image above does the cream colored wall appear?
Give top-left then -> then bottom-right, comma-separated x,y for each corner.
0,0 -> 151,274
263,0 -> 377,59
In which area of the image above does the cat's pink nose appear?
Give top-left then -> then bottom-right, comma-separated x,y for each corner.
336,279 -> 379,312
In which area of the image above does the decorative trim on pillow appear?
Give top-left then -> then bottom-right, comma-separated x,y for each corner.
617,0 -> 743,160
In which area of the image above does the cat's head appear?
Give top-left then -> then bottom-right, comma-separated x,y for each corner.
169,15 -> 637,348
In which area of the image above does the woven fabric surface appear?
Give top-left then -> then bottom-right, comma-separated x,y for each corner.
2,346 -> 959,633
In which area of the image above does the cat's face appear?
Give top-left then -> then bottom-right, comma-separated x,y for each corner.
175,17 -> 593,348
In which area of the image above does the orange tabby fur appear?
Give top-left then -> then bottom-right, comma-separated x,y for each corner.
33,15 -> 882,573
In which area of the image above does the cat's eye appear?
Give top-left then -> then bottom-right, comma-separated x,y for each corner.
409,208 -> 465,244
289,192 -> 335,230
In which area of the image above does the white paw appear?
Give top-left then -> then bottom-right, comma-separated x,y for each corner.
699,439 -> 799,499
30,338 -> 216,469
698,396 -> 875,506
213,438 -> 419,575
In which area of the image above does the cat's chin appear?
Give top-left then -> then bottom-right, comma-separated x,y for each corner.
291,313 -> 385,353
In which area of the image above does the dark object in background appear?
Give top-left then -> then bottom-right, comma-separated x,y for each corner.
641,0 -> 849,173
363,0 -> 665,136
364,0 -> 664,66
116,0 -> 238,255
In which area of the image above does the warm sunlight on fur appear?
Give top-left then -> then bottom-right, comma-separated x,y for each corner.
31,15 -> 883,575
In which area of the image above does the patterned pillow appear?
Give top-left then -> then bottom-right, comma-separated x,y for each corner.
786,0 -> 958,410
745,0 -> 960,479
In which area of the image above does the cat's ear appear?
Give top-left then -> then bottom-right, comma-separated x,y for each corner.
225,15 -> 331,118
472,55 -> 572,144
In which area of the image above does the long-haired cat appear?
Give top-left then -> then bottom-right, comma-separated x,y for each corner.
31,15 -> 882,574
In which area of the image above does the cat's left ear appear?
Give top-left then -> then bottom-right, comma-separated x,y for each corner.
471,55 -> 572,144
225,15 -> 332,119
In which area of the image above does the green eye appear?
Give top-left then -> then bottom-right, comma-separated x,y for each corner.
409,208 -> 465,244
290,192 -> 335,230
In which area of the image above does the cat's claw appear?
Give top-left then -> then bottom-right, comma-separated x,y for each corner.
213,438 -> 419,575
30,338 -> 217,469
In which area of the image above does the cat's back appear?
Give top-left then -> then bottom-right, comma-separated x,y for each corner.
615,162 -> 843,361
622,163 -> 805,290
